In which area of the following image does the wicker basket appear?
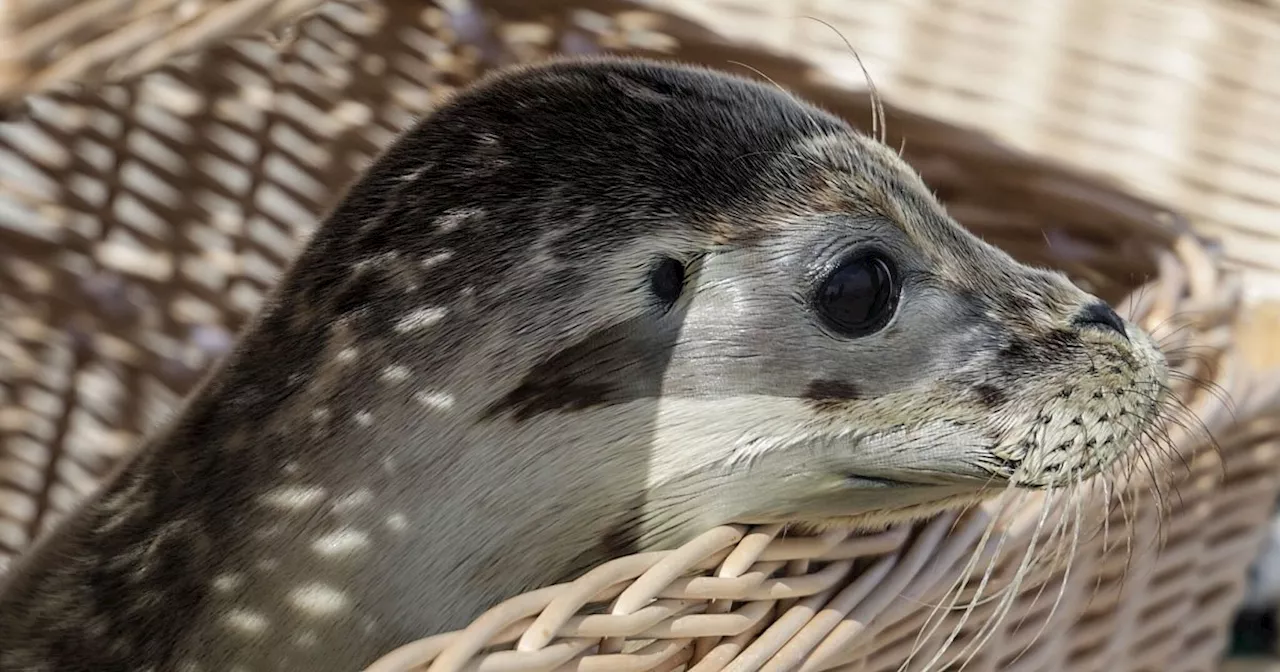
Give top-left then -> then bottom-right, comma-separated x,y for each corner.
2,1 -> 1280,671
0,0 -> 325,110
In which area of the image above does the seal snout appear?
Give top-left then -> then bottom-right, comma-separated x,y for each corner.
1072,301 -> 1129,341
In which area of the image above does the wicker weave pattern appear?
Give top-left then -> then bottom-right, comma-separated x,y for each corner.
1,1 -> 1280,671
0,0 -> 327,110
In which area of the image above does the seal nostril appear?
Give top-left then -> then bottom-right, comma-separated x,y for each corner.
1073,302 -> 1128,340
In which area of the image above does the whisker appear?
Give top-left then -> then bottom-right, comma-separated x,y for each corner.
900,488 -> 1019,672
801,15 -> 887,145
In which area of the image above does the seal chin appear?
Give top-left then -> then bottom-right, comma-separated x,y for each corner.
789,489 -> 1002,533
733,468 -> 1007,530
833,473 -> 1008,527
840,470 -> 1004,492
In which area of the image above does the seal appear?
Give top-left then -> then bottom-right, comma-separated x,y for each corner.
0,56 -> 1169,672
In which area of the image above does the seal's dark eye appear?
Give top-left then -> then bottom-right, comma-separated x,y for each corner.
815,253 -> 899,337
650,257 -> 685,307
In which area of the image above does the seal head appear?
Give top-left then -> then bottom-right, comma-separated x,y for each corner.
0,57 -> 1168,671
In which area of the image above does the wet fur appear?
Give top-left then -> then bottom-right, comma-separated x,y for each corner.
0,57 -> 1168,671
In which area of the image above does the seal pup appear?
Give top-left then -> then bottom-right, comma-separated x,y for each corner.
0,57 -> 1169,671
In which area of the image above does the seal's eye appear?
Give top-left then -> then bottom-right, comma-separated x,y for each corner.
650,257 -> 685,307
815,253 -> 900,337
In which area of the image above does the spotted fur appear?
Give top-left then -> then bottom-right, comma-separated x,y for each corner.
0,57 -> 1168,671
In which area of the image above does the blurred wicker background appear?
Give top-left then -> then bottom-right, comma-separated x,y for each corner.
3,0 -> 1280,670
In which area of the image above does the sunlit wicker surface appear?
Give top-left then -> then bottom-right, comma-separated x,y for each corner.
2,1 -> 1280,671
0,0 -> 325,107
640,0 -> 1280,302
